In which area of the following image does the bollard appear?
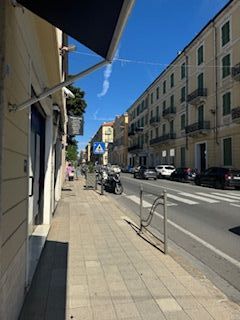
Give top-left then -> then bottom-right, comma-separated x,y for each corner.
139,184 -> 143,233
163,190 -> 168,254
95,173 -> 98,190
100,173 -> 104,195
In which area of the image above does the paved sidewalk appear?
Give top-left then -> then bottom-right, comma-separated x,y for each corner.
19,180 -> 240,320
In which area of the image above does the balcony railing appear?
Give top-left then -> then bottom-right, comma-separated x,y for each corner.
162,106 -> 176,118
231,106 -> 240,122
150,133 -> 176,145
128,144 -> 142,152
187,88 -> 207,105
150,116 -> 160,125
185,121 -> 210,135
128,129 -> 135,136
232,63 -> 240,81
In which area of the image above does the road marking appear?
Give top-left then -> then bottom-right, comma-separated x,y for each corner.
178,192 -> 219,203
230,203 -> 240,208
167,194 -> 198,205
227,192 -> 240,196
196,193 -> 238,202
212,193 -> 240,200
153,212 -> 240,269
125,195 -> 152,208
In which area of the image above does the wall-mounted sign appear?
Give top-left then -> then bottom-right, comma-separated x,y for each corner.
68,115 -> 84,136
170,148 -> 175,157
162,150 -> 167,157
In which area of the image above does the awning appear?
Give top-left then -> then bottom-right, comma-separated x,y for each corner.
16,0 -> 135,61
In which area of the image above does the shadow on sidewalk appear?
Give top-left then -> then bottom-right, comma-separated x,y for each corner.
19,240 -> 68,320
124,219 -> 164,254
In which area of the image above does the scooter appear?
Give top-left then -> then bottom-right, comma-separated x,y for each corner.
104,172 -> 123,195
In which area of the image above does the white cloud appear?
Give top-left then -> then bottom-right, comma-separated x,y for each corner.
97,49 -> 119,98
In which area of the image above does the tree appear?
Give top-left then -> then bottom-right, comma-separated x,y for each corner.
66,84 -> 87,116
66,144 -> 78,163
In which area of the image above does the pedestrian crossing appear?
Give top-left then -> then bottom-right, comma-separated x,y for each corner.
123,190 -> 240,208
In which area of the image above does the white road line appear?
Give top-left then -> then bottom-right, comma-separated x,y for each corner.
154,212 -> 240,269
227,192 -> 240,196
167,194 -> 198,205
230,203 -> 240,208
196,193 -> 238,202
178,192 -> 219,203
125,195 -> 152,208
212,193 -> 240,200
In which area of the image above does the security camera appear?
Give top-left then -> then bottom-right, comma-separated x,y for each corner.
63,87 -> 75,99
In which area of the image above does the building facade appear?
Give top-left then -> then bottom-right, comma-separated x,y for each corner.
0,2 -> 67,319
111,113 -> 129,168
90,122 -> 114,165
128,0 -> 240,171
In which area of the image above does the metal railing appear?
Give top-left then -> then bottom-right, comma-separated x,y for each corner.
150,133 -> 176,145
139,185 -> 168,254
150,116 -> 160,124
162,106 -> 176,117
232,106 -> 240,120
187,88 -> 207,103
232,63 -> 240,80
185,121 -> 210,134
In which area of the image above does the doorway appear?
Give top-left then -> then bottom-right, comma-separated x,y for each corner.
28,106 -> 45,235
195,142 -> 207,172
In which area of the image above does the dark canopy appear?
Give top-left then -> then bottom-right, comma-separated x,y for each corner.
17,0 -> 134,61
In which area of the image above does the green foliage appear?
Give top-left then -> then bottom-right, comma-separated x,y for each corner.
66,144 -> 78,162
88,162 -> 95,173
67,135 -> 78,147
66,84 -> 87,117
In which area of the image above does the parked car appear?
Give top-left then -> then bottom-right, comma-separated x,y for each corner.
194,167 -> 240,189
155,165 -> 175,178
134,166 -> 157,180
170,167 -> 198,182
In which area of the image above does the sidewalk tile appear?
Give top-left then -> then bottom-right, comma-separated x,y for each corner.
156,297 -> 182,312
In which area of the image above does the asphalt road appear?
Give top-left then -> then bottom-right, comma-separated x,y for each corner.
109,173 -> 240,294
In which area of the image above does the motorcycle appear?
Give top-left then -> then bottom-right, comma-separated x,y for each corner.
104,172 -> 123,195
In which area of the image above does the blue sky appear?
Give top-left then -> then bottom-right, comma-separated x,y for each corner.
68,0 -> 229,151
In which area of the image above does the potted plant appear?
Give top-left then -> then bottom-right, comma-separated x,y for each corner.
85,162 -> 96,189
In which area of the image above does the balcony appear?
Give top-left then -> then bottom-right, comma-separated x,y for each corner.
185,121 -> 210,137
231,106 -> 240,123
232,63 -> 240,81
128,144 -> 142,152
187,88 -> 207,105
150,116 -> 160,126
162,106 -> 176,119
135,126 -> 144,133
150,133 -> 176,145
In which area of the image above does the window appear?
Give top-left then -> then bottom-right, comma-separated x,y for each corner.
197,45 -> 204,65
145,95 -> 149,108
156,106 -> 159,118
222,54 -> 231,78
221,21 -> 230,47
141,100 -> 145,111
198,105 -> 204,123
223,137 -> 232,166
150,130 -> 153,139
170,73 -> 174,87
145,133 -> 148,143
180,147 -> 186,167
163,80 -> 166,94
155,127 -> 159,137
145,114 -> 148,125
170,120 -> 174,134
181,62 -> 186,79
141,117 -> 144,127
197,73 -> 204,89
163,100 -> 166,110
170,95 -> 174,107
150,110 -> 153,118
156,87 -> 159,100
181,114 -> 186,130
223,92 -> 231,116
181,86 -> 186,102
151,93 -> 154,104
162,124 -> 166,135
137,105 -> 140,115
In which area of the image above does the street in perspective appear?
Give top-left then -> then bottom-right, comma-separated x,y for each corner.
1,0 -> 240,320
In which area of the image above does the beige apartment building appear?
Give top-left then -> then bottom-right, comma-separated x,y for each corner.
128,0 -> 240,171
0,2 -> 68,319
111,113 -> 129,167
90,122 -> 114,165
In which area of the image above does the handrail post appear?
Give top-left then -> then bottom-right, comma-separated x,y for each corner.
163,190 -> 168,254
139,184 -> 143,233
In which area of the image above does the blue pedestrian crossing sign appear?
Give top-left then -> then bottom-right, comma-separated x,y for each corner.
93,142 -> 105,154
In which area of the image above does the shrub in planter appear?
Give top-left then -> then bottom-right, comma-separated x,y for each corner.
85,163 -> 96,189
